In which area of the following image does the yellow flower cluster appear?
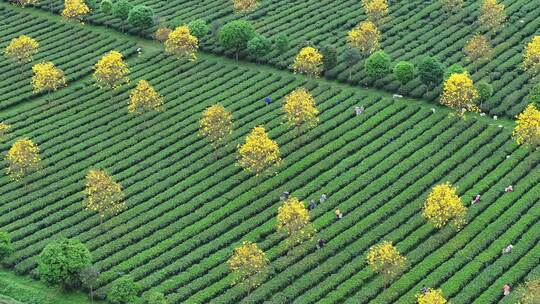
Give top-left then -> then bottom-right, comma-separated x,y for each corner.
228,241 -> 268,285
440,72 -> 479,114
199,104 -> 233,148
423,182 -> 467,229
164,26 -> 199,62
523,36 -> 540,75
0,122 -> 11,141
12,0 -> 39,7
83,169 -> 125,221
362,0 -> 389,25
416,288 -> 447,304
31,62 -> 67,94
128,80 -> 163,114
276,197 -> 316,246
479,0 -> 506,32
440,0 -> 464,14
93,51 -> 129,90
62,0 -> 90,21
237,126 -> 281,175
4,35 -> 39,64
5,138 -> 41,181
292,46 -> 323,78
233,0 -> 258,13
347,21 -> 381,57
282,87 -> 319,130
513,104 -> 540,147
366,240 -> 406,282
464,34 -> 492,62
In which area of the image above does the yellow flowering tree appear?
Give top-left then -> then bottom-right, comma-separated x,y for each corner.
416,288 -> 447,304
347,21 -> 381,57
513,104 -> 540,149
5,138 -> 41,181
519,278 -> 540,304
0,123 -> 10,141
276,197 -> 316,246
93,51 -> 129,90
479,0 -> 506,32
423,182 -> 467,229
83,169 -> 126,224
282,87 -> 319,132
31,62 -> 67,94
228,241 -> 269,294
199,104 -> 233,149
4,35 -> 39,66
362,0 -> 389,25
440,0 -> 463,14
164,26 -> 198,61
11,0 -> 39,7
523,36 -> 540,76
62,0 -> 90,21
128,80 -> 163,114
291,46 -> 323,78
366,240 -> 406,286
440,72 -> 479,114
464,34 -> 492,63
237,126 -> 281,175
233,0 -> 258,14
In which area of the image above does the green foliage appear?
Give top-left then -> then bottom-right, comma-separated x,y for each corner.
100,0 -> 113,14
528,82 -> 540,108
128,5 -> 154,29
476,81 -> 493,103
187,19 -> 209,39
274,34 -> 288,53
218,20 -> 256,59
37,239 -> 92,290
444,63 -> 466,79
365,51 -> 391,78
321,45 -> 338,71
142,291 -> 169,304
0,231 -> 12,263
107,276 -> 140,304
418,56 -> 444,86
247,35 -> 272,59
112,0 -> 133,21
393,61 -> 415,85
343,48 -> 362,66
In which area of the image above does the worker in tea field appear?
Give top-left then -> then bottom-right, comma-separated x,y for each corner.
265,96 -> 271,105
505,185 -> 513,192
355,105 -> 365,116
308,200 -> 316,210
318,238 -> 326,248
280,191 -> 289,200
471,194 -> 481,205
320,194 -> 327,203
335,209 -> 343,219
502,244 -> 513,254
503,284 -> 511,296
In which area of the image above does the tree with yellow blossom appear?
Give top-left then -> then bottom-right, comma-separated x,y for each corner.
0,123 -> 10,141
440,72 -> 479,114
513,104 -> 540,149
32,62 -> 67,94
347,21 -> 381,57
128,80 -> 163,114
440,0 -> 463,14
5,138 -> 41,181
522,36 -> 540,76
10,0 -> 39,7
464,34 -> 492,64
4,35 -> 39,66
518,278 -> 540,304
199,104 -> 233,149
416,288 -> 447,304
93,51 -> 129,90
83,169 -> 126,224
228,241 -> 269,294
233,0 -> 258,14
479,0 -> 506,33
362,0 -> 389,25
423,182 -> 467,230
276,197 -> 316,246
62,0 -> 90,21
291,46 -> 323,78
164,26 -> 199,62
282,87 -> 319,132
237,126 -> 281,175
366,240 -> 406,287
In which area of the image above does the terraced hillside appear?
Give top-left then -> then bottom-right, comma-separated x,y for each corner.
15,0 -> 540,118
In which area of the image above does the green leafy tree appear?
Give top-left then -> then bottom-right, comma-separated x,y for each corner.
100,0 -> 113,14
187,19 -> 209,39
476,81 -> 493,108
393,61 -> 415,86
142,291 -> 169,304
128,5 -> 154,29
274,34 -> 288,53
365,50 -> 391,78
527,83 -> 540,108
112,0 -> 132,22
418,56 -> 444,87
37,239 -> 92,290
444,63 -> 466,80
218,20 -> 256,61
321,45 -> 338,71
107,275 -> 140,304
79,265 -> 100,302
247,35 -> 272,60
0,231 -> 13,263
343,48 -> 362,80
